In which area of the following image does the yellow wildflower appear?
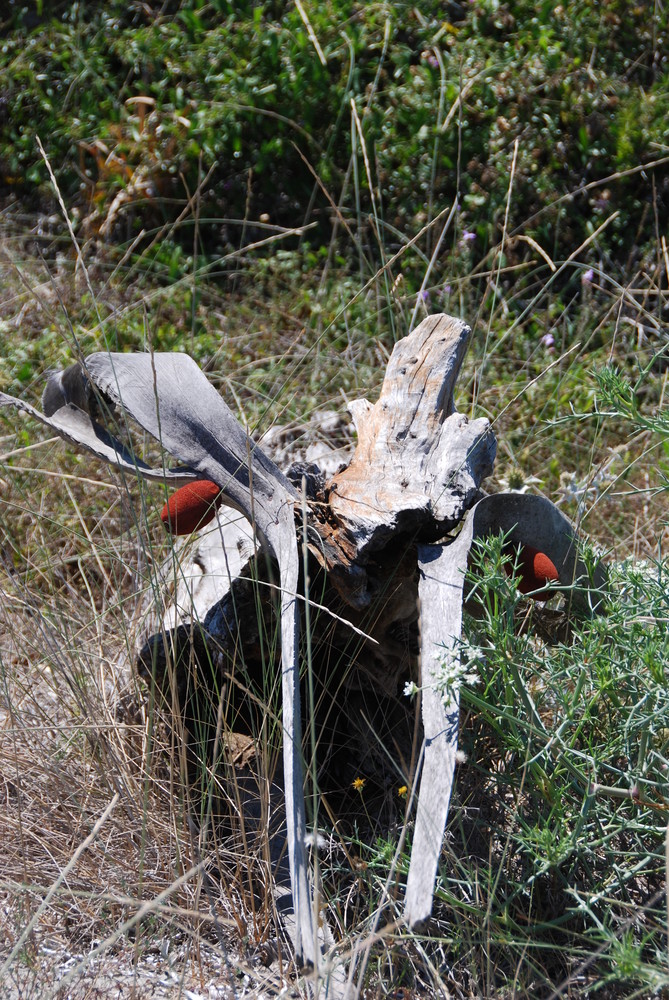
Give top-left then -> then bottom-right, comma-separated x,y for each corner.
398,785 -> 408,798
352,776 -> 366,792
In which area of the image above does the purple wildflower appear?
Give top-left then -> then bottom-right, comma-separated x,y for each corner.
582,268 -> 594,285
541,333 -> 555,349
461,230 -> 476,242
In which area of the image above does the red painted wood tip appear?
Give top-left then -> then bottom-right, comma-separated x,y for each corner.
160,480 -> 222,535
505,544 -> 560,596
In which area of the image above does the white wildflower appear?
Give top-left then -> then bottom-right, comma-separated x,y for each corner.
433,640 -> 485,700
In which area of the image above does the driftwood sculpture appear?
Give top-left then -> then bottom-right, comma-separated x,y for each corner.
0,314 -> 606,977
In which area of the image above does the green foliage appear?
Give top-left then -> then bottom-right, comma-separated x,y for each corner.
595,360 -> 669,439
442,533 -> 669,995
1,0 -> 666,280
330,531 -> 669,995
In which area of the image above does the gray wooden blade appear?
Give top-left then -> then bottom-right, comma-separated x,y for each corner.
84,351 -> 317,967
4,352 -> 318,968
0,392 -> 197,484
405,520 -> 475,928
84,351 -> 299,527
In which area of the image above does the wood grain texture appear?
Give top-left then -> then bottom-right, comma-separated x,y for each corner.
328,314 -> 496,560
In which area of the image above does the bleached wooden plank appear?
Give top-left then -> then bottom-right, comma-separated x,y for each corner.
405,519 -> 475,928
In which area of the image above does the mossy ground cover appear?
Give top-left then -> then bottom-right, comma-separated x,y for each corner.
0,2 -> 668,996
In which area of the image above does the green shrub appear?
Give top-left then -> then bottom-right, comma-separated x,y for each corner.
1,0 -> 666,287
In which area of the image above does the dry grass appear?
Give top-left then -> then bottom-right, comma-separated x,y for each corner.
0,454 -> 293,997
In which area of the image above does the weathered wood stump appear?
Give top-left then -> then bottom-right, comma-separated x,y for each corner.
0,314 -> 607,982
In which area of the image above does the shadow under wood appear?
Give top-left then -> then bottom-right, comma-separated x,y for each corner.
137,538 -> 419,832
